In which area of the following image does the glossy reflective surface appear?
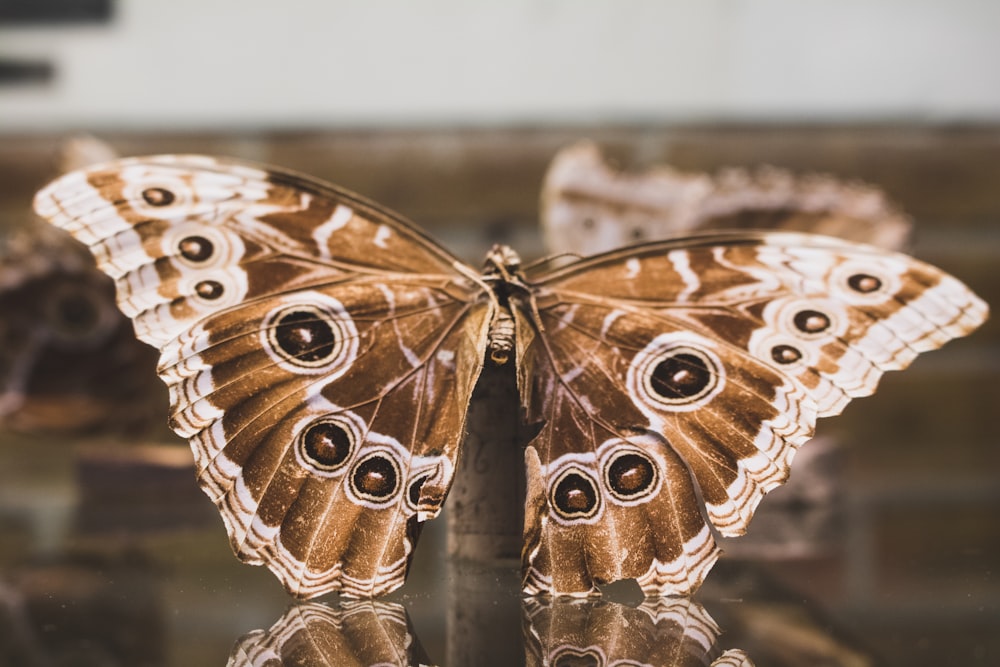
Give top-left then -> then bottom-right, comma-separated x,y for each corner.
0,425 -> 997,666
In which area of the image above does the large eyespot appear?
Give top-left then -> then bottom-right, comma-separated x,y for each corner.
602,449 -> 659,505
628,334 -> 725,414
260,293 -> 359,376
348,450 -> 402,508
549,465 -> 602,524
295,415 -> 359,476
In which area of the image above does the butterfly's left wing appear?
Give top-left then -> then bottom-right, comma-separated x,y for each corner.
34,155 -> 493,598
519,231 -> 987,596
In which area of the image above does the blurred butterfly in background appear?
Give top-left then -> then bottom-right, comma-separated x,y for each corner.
33,155 -> 987,599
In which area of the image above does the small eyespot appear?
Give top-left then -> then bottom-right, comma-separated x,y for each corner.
141,187 -> 175,207
194,280 -> 224,300
178,235 -> 214,263
792,309 -> 831,334
848,273 -> 883,294
771,344 -> 803,365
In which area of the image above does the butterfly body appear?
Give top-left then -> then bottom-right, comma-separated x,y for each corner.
34,155 -> 987,599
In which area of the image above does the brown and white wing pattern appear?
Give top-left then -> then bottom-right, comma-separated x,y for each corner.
523,597 -> 753,667
520,232 -> 987,597
34,156 -> 492,598
229,601 -> 431,666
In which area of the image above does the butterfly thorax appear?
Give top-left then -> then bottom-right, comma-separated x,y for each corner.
481,244 -> 529,365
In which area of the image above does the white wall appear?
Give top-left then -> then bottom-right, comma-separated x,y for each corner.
1,0 -> 998,130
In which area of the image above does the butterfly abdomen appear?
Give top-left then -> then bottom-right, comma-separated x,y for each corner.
487,307 -> 516,365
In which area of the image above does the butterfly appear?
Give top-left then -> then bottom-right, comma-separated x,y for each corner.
33,155 -> 988,599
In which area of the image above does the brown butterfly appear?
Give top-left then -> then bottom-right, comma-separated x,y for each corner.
33,155 -> 988,599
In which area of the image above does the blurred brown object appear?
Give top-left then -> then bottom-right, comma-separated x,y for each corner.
0,137 -> 164,433
524,597 -> 754,667
542,140 -> 912,257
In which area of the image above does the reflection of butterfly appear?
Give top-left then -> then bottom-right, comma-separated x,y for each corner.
35,156 -> 988,599
230,601 -> 431,666
525,597 -> 752,666
233,598 -> 750,667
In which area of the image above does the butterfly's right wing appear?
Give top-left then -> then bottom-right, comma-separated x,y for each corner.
35,155 -> 493,598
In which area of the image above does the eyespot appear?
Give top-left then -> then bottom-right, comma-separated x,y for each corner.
272,310 -> 336,363
549,466 -> 601,523
349,451 -> 402,507
406,475 -> 429,510
141,187 -> 175,207
195,280 -> 224,300
550,646 -> 605,666
628,335 -> 725,418
260,294 -> 359,376
770,344 -> 803,365
649,351 -> 715,402
765,297 -> 846,342
296,417 -> 356,475
178,235 -> 214,263
848,272 -> 883,294
831,260 -> 899,304
792,309 -> 831,334
604,450 -> 658,503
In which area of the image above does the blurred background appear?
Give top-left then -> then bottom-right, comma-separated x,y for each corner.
0,2 -> 998,666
